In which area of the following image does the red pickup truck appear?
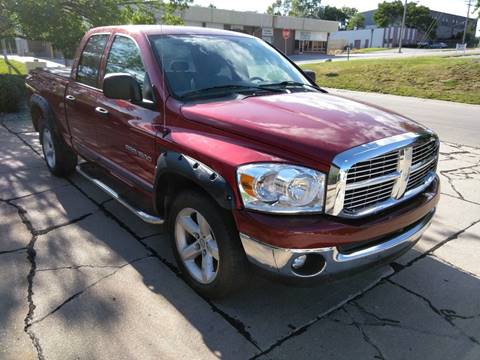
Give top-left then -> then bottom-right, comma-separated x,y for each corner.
26,25 -> 439,298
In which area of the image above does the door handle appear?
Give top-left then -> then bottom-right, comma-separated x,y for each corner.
95,107 -> 109,116
65,94 -> 76,101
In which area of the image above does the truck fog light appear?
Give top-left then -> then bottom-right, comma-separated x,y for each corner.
292,255 -> 307,269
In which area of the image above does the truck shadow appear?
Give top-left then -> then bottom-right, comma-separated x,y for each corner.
31,176 -> 480,358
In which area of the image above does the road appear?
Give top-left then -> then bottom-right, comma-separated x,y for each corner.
326,88 -> 480,148
1,101 -> 479,359
291,47 -> 480,64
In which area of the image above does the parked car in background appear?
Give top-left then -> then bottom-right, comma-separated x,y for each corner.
417,41 -> 448,49
417,41 -> 431,48
25,26 -> 440,298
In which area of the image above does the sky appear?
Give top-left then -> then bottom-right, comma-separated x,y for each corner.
193,0 -> 479,18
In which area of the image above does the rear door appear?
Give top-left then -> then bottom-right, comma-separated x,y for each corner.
95,34 -> 160,188
65,33 -> 109,159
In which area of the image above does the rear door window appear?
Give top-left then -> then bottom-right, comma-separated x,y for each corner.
76,34 -> 109,87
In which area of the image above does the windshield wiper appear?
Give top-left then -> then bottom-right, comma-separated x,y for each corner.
259,81 -> 319,90
180,84 -> 284,99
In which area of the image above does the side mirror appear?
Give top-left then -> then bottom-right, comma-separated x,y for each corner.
103,73 -> 142,102
303,69 -> 316,83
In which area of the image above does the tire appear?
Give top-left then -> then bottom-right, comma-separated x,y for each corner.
168,190 -> 249,298
40,116 -> 77,177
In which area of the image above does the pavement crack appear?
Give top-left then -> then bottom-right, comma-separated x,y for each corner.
440,309 -> 480,321
440,170 -> 466,201
399,218 -> 480,272
208,303 -> 261,351
5,199 -> 46,360
251,277 -> 389,358
350,301 -> 467,340
352,301 -> 400,326
66,176 -> 265,353
388,279 -> 480,346
342,307 -> 386,360
36,264 -> 125,272
34,212 -> 94,236
1,122 -> 43,158
24,233 -> 45,360
2,183 -> 71,203
0,247 -> 27,255
29,255 -> 153,327
429,254 -> 480,279
440,192 -> 480,206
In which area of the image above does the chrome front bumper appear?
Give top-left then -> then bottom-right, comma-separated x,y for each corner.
240,209 -> 435,279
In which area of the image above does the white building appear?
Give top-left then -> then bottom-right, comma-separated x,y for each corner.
329,27 -> 420,49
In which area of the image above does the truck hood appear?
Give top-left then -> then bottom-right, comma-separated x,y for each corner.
181,92 -> 427,165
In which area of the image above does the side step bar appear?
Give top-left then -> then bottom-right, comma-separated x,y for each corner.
76,165 -> 165,225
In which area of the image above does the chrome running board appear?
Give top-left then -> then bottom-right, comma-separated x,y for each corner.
76,165 -> 164,225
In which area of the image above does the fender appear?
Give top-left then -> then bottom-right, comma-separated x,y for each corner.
29,94 -> 53,132
154,151 -> 236,213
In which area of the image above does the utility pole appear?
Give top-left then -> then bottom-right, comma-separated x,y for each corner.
462,0 -> 472,45
398,0 -> 408,53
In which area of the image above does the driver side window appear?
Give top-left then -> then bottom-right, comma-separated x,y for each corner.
105,35 -> 154,102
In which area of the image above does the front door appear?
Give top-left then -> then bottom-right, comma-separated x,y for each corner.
95,35 -> 160,188
65,33 -> 110,160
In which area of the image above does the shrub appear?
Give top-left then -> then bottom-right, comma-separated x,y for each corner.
0,75 -> 26,113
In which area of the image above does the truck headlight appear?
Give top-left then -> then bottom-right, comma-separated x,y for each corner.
237,164 -> 326,214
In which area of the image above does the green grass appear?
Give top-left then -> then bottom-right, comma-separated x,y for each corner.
302,56 -> 480,104
0,59 -> 27,75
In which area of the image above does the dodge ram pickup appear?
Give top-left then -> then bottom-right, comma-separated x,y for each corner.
26,25 -> 440,298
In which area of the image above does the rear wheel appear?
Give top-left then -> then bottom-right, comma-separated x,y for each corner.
169,190 -> 249,298
40,117 -> 77,177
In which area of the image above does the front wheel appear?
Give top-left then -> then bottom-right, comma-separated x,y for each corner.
169,190 -> 249,298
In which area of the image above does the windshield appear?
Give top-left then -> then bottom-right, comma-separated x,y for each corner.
149,34 -> 311,99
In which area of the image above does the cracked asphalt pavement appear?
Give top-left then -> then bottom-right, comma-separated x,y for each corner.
1,95 -> 479,359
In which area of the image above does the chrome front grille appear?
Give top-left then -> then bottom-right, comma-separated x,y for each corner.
412,140 -> 438,167
325,132 -> 439,218
346,150 -> 399,184
407,140 -> 439,191
344,179 -> 396,212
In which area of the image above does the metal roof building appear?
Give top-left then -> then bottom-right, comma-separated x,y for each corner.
177,6 -> 339,54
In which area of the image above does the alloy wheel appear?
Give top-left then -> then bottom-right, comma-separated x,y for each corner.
175,208 -> 220,284
42,128 -> 56,169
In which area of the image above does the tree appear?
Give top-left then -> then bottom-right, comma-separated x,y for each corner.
267,0 -> 291,16
373,1 -> 402,27
373,1 -> 436,35
346,13 -> 365,30
0,1 -> 16,39
290,0 -> 322,18
5,0 -> 192,60
266,0 -> 321,18
317,5 -> 357,28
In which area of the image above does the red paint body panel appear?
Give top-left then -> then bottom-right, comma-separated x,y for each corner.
234,179 -> 439,249
181,92 -> 428,167
26,25 -> 440,252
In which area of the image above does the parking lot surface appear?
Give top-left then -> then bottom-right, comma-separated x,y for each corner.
1,99 -> 479,359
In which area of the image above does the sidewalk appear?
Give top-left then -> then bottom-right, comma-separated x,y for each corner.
1,105 -> 479,359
